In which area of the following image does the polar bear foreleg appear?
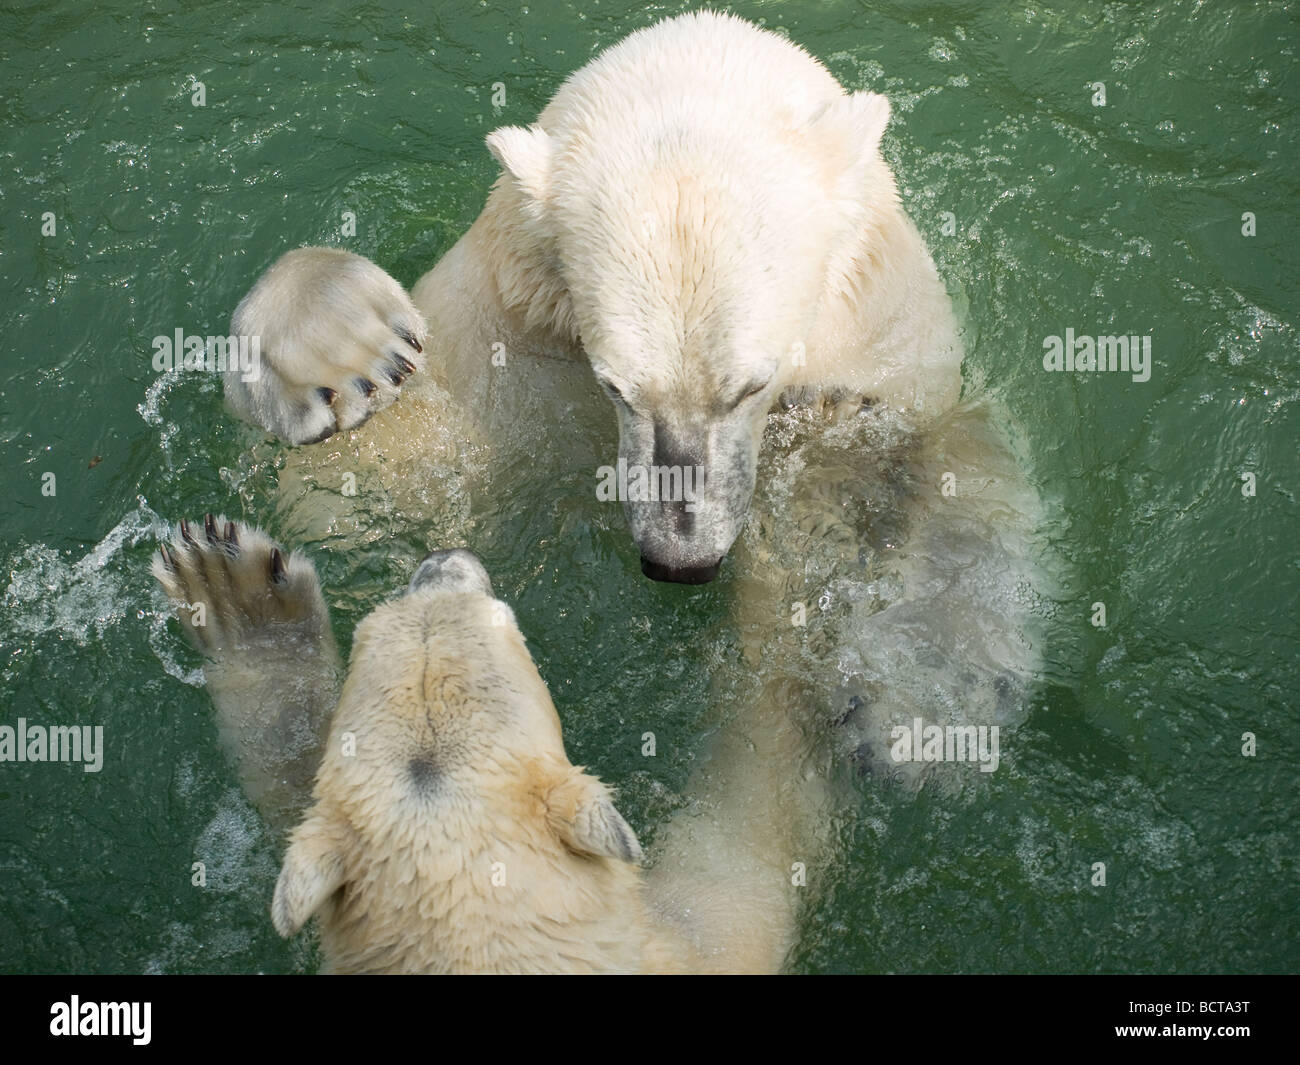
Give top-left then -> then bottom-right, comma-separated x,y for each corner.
152,516 -> 341,835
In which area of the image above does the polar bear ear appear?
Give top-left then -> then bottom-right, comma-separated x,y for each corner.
271,807 -> 348,937
810,91 -> 891,156
486,124 -> 553,203
546,770 -> 643,864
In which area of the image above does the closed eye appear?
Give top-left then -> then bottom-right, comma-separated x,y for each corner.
731,378 -> 772,409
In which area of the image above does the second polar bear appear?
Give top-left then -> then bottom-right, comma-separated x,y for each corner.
154,520 -> 814,973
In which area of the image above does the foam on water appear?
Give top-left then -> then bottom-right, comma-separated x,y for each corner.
194,787 -> 277,895
738,395 -> 1062,793
2,500 -> 169,647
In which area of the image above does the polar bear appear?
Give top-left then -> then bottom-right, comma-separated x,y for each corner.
226,11 -> 963,578
153,518 -> 818,973
218,14 -> 1046,778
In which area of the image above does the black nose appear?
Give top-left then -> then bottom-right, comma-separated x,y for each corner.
640,556 -> 720,584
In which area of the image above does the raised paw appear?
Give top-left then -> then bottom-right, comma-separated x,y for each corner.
226,247 -> 429,445
151,514 -> 332,656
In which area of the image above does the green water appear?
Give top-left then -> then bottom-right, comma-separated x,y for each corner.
1,0 -> 1296,973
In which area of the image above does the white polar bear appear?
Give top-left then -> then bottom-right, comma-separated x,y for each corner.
154,519 -> 814,973
227,11 -> 964,578
218,11 -> 1046,780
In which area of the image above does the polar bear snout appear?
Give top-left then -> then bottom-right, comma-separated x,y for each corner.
629,495 -> 735,582
618,418 -> 758,584
625,483 -> 734,584
408,548 -> 494,597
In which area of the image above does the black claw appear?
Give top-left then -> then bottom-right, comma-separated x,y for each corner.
317,387 -> 338,405
180,517 -> 198,546
395,326 -> 423,354
392,353 -> 416,377
356,377 -> 377,398
204,513 -> 219,545
159,543 -> 174,569
385,367 -> 404,386
269,548 -> 288,585
222,521 -> 239,558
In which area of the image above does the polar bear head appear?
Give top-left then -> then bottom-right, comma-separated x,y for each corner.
486,80 -> 892,582
272,549 -> 645,972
